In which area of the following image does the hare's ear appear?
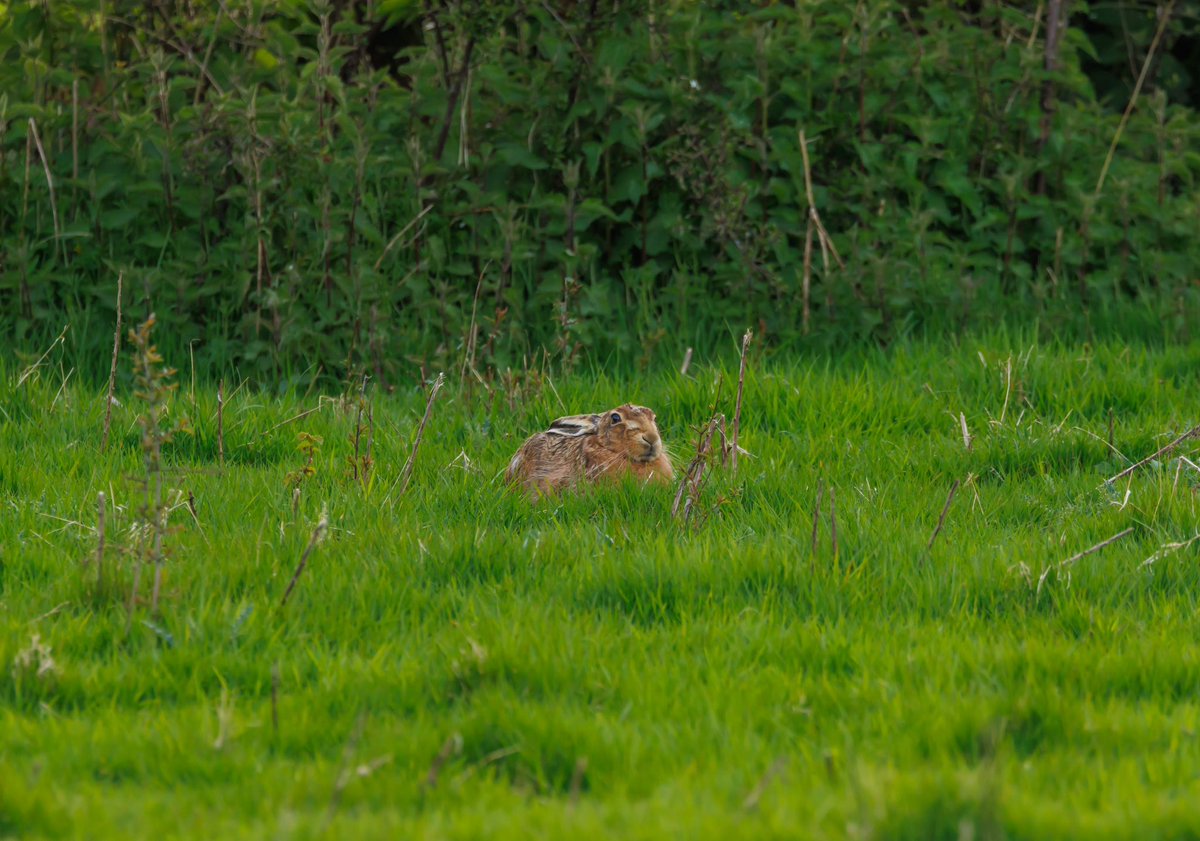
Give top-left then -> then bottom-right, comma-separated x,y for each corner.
547,414 -> 598,437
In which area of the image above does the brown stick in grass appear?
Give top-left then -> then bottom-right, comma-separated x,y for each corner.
742,756 -> 787,812
386,372 -> 445,503
927,479 -> 960,550
1060,527 -> 1135,570
569,756 -> 588,807
271,662 -> 280,738
279,510 -> 329,608
101,272 -> 123,452
731,329 -> 752,476
424,734 -> 461,790
829,486 -> 838,561
810,478 -> 824,555
1104,422 -> 1200,486
96,492 -> 106,592
671,415 -> 723,521
1039,526 -> 1135,596
217,378 -> 225,468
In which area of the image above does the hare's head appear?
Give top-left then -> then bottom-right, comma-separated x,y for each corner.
598,404 -> 664,462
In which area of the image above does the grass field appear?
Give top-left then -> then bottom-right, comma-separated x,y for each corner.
2,335 -> 1200,839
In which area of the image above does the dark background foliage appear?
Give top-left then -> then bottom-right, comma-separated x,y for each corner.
2,0 -> 1198,387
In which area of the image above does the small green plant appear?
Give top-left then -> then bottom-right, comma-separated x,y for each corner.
125,314 -> 190,628
286,432 -> 323,493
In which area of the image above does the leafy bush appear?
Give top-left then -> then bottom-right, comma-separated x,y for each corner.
1,1 -> 1197,382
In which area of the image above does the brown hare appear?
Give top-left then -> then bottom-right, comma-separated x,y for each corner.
505,404 -> 675,496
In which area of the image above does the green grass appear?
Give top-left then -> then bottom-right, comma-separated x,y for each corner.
2,336 -> 1200,839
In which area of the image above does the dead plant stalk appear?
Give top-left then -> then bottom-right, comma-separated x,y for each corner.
100,282 -> 123,451
387,373 -> 445,503
731,329 -> 751,475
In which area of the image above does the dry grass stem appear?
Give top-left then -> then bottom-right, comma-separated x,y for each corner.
96,492 -> 106,592
742,756 -> 787,811
261,404 -> 327,438
17,325 -> 68,389
324,710 -> 369,828
927,479 -> 961,549
217,378 -> 225,467
424,734 -> 463,790
27,118 -> 63,261
680,347 -> 693,376
569,756 -> 588,806
387,372 -> 445,503
271,663 -> 281,738
810,478 -> 824,554
1094,0 -> 1176,198
731,329 -> 751,476
279,509 -> 330,608
375,204 -> 433,270
1038,527 -> 1135,595
671,414 -> 725,524
1104,422 -> 1200,486
829,486 -> 839,561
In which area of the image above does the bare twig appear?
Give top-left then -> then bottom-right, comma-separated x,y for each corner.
1103,423 -> 1200,486
279,509 -> 330,608
731,329 -> 752,475
810,478 -> 824,555
387,373 -> 446,503
927,479 -> 961,549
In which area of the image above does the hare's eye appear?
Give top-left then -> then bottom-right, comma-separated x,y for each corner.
610,413 -> 622,424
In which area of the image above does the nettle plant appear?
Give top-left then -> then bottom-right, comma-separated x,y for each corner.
1,2 -> 1198,378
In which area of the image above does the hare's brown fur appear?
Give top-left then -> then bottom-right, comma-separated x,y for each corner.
505,404 -> 674,496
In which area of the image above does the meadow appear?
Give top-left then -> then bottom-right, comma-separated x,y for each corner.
2,334 -> 1200,839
